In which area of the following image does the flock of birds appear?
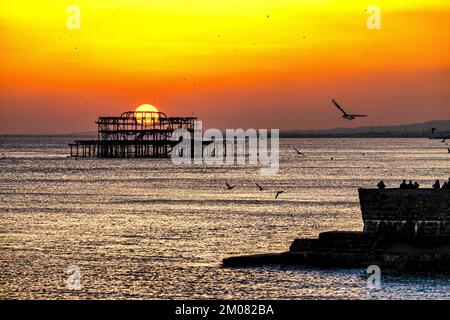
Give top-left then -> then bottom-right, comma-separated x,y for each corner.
225,182 -> 284,199
224,99 -> 450,198
224,99 -> 356,198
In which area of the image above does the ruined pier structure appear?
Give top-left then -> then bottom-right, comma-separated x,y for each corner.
223,189 -> 450,272
69,111 -> 198,158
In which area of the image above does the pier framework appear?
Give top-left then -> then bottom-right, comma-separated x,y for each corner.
69,111 -> 197,158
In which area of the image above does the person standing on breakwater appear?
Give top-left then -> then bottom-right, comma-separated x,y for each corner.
433,180 -> 441,189
377,181 -> 386,189
442,179 -> 450,189
400,180 -> 407,189
399,180 -> 421,189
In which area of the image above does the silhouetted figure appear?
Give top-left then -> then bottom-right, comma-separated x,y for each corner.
377,180 -> 386,189
408,180 -> 414,189
433,180 -> 441,189
442,182 -> 449,190
414,182 -> 420,189
400,180 -> 407,189
447,148 -> 450,154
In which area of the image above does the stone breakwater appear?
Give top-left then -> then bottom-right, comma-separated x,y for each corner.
222,189 -> 450,272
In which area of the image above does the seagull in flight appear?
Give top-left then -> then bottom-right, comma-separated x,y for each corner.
256,183 -> 265,191
292,147 -> 306,156
225,183 -> 236,190
331,99 -> 367,120
275,191 -> 284,199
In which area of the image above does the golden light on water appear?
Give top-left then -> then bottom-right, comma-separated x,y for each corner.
134,104 -> 159,126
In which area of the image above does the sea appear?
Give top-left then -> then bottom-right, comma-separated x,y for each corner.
0,136 -> 449,299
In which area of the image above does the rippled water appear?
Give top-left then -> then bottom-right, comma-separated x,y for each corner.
0,136 -> 449,299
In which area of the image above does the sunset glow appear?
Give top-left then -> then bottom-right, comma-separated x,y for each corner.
1,0 -> 450,302
0,0 -> 449,133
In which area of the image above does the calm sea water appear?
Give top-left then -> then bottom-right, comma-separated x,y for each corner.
0,136 -> 449,299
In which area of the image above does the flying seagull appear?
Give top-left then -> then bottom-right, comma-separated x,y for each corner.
256,183 -> 265,191
225,183 -> 235,190
275,191 -> 284,199
292,147 -> 306,156
331,99 -> 367,120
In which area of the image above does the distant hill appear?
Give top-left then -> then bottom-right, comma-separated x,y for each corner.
281,120 -> 450,138
3,120 -> 450,139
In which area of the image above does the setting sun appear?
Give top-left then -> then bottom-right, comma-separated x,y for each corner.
134,104 -> 159,126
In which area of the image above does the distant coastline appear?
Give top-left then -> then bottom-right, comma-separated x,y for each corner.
1,120 -> 449,139
281,120 -> 450,138
279,132 -> 450,138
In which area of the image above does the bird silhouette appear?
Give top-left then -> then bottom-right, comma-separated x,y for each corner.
226,183 -> 235,190
256,183 -> 265,191
331,99 -> 367,120
275,191 -> 284,199
292,147 -> 306,156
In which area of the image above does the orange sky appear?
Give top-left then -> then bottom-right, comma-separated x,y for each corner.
0,0 -> 449,134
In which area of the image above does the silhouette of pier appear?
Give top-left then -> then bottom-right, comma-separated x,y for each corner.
69,111 -> 197,158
